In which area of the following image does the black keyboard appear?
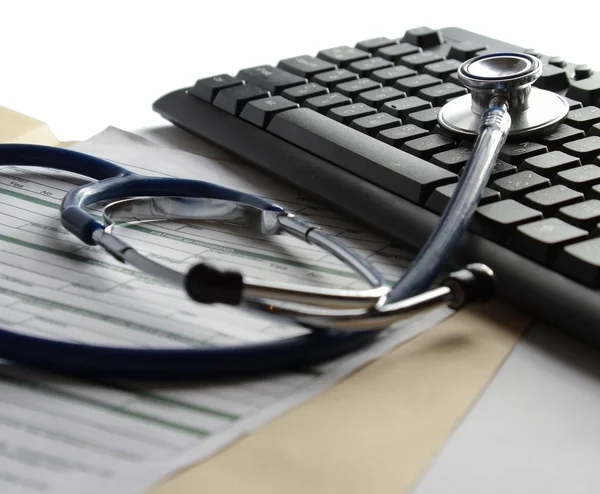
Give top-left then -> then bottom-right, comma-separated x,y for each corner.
153,27 -> 600,347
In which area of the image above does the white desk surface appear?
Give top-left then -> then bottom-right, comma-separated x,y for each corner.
3,1 -> 600,492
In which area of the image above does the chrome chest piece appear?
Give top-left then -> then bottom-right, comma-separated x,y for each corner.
438,53 -> 569,138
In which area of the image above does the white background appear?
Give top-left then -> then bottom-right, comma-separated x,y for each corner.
3,1 -> 600,493
1,0 -> 599,140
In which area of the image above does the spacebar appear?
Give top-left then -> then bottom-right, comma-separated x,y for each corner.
267,108 -> 457,204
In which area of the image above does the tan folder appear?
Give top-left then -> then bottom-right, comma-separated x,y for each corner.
0,106 -> 531,494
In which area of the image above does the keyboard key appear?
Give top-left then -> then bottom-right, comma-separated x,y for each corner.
189,74 -> 243,103
470,199 -> 542,243
356,37 -> 396,54
522,185 -> 584,215
399,52 -> 445,70
591,123 -> 600,137
281,83 -> 328,103
537,124 -> 586,150
350,112 -> 401,137
489,160 -> 518,180
376,124 -> 429,147
566,78 -> 600,107
267,108 -> 457,204
557,199 -> 600,230
417,82 -> 468,106
277,56 -> 336,78
448,41 -> 488,61
370,66 -> 417,85
401,134 -> 454,159
317,46 -> 370,67
238,65 -> 307,94
534,64 -> 570,91
348,57 -> 393,77
240,96 -> 299,127
423,59 -> 462,80
431,147 -> 471,172
356,87 -> 406,109
510,218 -> 588,264
521,151 -> 581,178
303,92 -> 352,114
426,183 -> 500,214
447,72 -> 463,87
555,237 -> 600,286
394,74 -> 442,96
376,43 -> 421,63
312,69 -> 358,89
405,107 -> 441,131
213,83 -> 270,115
556,164 -> 600,192
549,56 -> 567,68
574,64 -> 594,81
381,96 -> 432,119
335,78 -> 382,99
327,103 -> 377,125
565,106 -> 600,130
491,171 -> 550,199
402,27 -> 443,48
499,141 -> 548,165
566,97 -> 584,111
562,136 -> 600,164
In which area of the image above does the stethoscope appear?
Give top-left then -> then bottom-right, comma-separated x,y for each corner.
0,53 -> 569,379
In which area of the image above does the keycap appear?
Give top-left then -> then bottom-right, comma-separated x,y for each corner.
405,107 -> 441,131
556,165 -> 600,192
189,74 -> 243,103
549,56 -> 567,68
431,146 -> 471,172
317,46 -> 370,67
524,48 -> 541,58
312,69 -> 358,89
491,171 -> 550,199
394,74 -> 442,96
557,199 -> 600,230
565,106 -> 600,130
402,27 -> 443,48
278,56 -> 336,78
470,199 -> 543,243
376,124 -> 429,147
537,124 -> 586,150
566,97 -> 584,111
348,57 -> 393,77
350,112 -> 401,137
370,65 -> 417,85
303,92 -> 352,114
417,82 -> 468,106
356,37 -> 396,54
510,218 -> 588,264
534,64 -> 570,91
267,108 -> 457,203
423,60 -> 462,80
521,151 -> 581,178
356,87 -> 406,109
426,183 -> 500,214
401,134 -> 454,159
591,123 -> 600,137
213,83 -> 270,115
555,237 -> 600,286
448,41 -> 488,61
281,83 -> 328,103
327,103 -> 377,125
381,96 -> 432,119
240,96 -> 299,127
376,43 -> 421,63
399,52 -> 445,70
488,160 -> 518,180
335,78 -> 382,99
238,65 -> 307,94
499,141 -> 548,165
447,72 -> 463,86
574,64 -> 594,80
522,185 -> 584,215
562,136 -> 600,164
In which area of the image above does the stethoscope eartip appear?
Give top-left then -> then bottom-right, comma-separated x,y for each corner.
443,263 -> 496,310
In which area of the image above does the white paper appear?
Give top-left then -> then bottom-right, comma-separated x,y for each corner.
0,128 -> 452,494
